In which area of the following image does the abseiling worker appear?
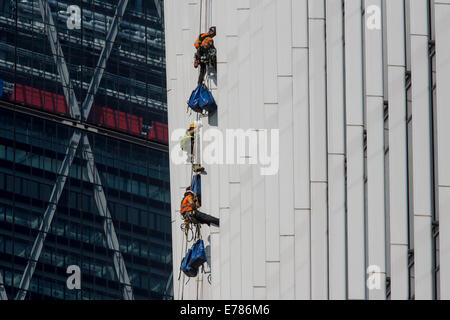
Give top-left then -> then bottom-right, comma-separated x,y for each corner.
180,123 -> 204,173
194,26 -> 217,85
180,187 -> 219,227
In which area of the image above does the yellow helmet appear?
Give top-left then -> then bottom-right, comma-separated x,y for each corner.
189,123 -> 195,129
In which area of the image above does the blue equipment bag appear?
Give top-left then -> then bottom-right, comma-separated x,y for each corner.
189,240 -> 207,270
188,85 -> 217,113
180,247 -> 198,277
180,240 -> 207,278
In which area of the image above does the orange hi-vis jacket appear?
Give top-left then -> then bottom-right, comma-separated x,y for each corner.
194,33 -> 214,50
180,192 -> 196,216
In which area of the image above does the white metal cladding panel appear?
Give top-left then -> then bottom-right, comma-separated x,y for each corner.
238,9 -> 252,132
409,0 -> 434,299
250,0 -> 266,291
308,0 -> 325,19
229,182 -> 242,299
385,0 -> 409,300
414,215 -> 433,298
280,236 -> 295,299
438,188 -> 450,299
237,0 -> 250,10
173,0 -> 183,56
278,76 -> 295,236
182,0 -> 194,30
295,209 -> 311,299
326,0 -> 346,300
216,34 -> 230,210
364,0 -> 384,96
225,0 -> 238,36
387,65 -> 409,299
276,0 -> 292,76
200,127 -> 213,300
210,229 -> 221,299
264,103 -> 280,263
227,37 -> 241,184
215,0 -> 228,64
435,2 -> 450,188
292,0 -> 308,48
220,208 -> 231,299
386,0 -> 406,66
327,155 -> 346,299
365,96 -> 387,300
346,125 -> 366,300
308,19 -> 327,183
410,19 -> 433,214
252,160 -> 266,287
263,0 -> 278,104
208,166 -> 221,296
240,164 -> 253,299
364,0 -> 386,301
435,1 -> 450,300
344,0 -> 364,126
293,48 -> 311,209
344,0 -> 366,300
266,262 -> 280,299
278,78 -> 295,299
254,287 -> 266,300
326,0 -> 345,155
310,183 -> 329,299
264,3 -> 280,269
390,245 -> 409,300
308,6 -> 328,301
238,8 -> 253,300
292,46 -> 311,299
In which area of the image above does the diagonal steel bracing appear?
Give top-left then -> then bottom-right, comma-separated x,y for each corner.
38,0 -> 81,120
16,131 -> 82,300
153,0 -> 162,20
16,0 -> 132,300
0,271 -> 8,300
164,270 -> 173,299
82,0 -> 129,120
81,135 -> 134,299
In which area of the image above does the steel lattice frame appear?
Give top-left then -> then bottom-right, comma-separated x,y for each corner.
12,0 -> 134,300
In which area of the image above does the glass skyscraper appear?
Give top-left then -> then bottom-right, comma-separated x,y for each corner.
0,0 -> 172,300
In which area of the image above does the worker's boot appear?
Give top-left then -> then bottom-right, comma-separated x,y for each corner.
193,164 -> 205,173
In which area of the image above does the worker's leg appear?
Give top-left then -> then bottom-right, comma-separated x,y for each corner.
193,210 -> 219,227
198,63 -> 207,85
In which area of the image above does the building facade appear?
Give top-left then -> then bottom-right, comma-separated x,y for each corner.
0,0 -> 172,300
165,0 -> 450,300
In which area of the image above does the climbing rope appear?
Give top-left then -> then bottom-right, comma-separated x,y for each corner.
179,222 -> 190,300
195,222 -> 203,300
